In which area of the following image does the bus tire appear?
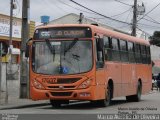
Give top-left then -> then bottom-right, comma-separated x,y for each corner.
50,100 -> 62,108
126,81 -> 142,102
98,84 -> 112,107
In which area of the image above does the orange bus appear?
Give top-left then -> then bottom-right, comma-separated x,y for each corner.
26,24 -> 152,107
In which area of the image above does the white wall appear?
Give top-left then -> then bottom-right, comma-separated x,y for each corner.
0,63 -> 7,91
151,45 -> 160,60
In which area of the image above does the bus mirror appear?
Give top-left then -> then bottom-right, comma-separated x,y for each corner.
97,38 -> 104,51
25,38 -> 32,58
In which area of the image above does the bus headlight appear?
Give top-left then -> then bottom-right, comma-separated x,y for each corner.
78,79 -> 92,89
33,79 -> 45,90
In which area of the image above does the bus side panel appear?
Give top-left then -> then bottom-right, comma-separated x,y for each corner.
106,62 -> 122,97
121,63 -> 136,96
95,68 -> 106,100
141,64 -> 152,94
136,64 -> 152,94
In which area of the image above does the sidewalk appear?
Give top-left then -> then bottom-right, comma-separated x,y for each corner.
0,79 -> 49,110
0,95 -> 49,110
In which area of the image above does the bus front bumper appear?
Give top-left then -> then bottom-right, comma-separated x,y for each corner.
30,85 -> 102,101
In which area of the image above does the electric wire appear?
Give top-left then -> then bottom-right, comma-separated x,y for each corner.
142,18 -> 160,25
44,0 -> 68,14
69,0 -> 132,25
110,7 -> 132,18
137,2 -> 160,22
137,22 -> 160,29
137,27 -> 152,37
58,0 -> 97,15
125,7 -> 132,23
146,15 -> 160,24
114,0 -> 132,7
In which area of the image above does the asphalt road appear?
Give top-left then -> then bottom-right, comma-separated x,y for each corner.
0,91 -> 160,120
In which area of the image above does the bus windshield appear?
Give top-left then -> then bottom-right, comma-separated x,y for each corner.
32,40 -> 93,75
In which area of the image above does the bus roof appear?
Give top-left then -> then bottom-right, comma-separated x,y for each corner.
36,24 -> 150,46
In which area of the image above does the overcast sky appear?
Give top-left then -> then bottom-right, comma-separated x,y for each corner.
0,0 -> 160,36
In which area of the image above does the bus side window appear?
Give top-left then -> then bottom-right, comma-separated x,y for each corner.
111,38 -> 120,61
128,42 -> 135,63
146,46 -> 151,64
135,44 -> 142,63
104,36 -> 111,60
140,45 -> 147,64
119,40 -> 128,62
96,37 -> 105,68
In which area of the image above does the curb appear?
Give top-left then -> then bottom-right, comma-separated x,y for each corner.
0,102 -> 50,110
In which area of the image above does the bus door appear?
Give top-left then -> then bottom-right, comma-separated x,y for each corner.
95,38 -> 106,99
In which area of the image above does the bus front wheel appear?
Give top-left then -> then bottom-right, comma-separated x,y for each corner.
98,84 -> 112,107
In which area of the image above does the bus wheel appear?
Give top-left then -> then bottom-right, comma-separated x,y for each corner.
98,84 -> 112,107
50,100 -> 62,108
126,81 -> 142,102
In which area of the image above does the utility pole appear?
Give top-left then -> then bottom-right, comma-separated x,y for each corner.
9,0 -> 14,49
0,43 -> 2,103
20,0 -> 29,98
5,0 -> 14,104
131,0 -> 137,36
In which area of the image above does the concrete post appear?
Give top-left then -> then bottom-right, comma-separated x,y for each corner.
20,0 -> 30,98
0,43 -> 2,103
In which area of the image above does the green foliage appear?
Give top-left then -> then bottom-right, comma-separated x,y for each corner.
150,31 -> 160,46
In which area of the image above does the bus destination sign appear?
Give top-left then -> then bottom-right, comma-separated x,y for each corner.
34,27 -> 92,39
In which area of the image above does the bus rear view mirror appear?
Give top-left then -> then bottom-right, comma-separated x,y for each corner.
25,38 -> 32,58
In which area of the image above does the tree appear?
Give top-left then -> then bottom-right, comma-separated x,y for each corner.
149,31 -> 160,47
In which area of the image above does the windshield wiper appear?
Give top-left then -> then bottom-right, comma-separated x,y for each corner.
64,38 -> 79,54
45,39 -> 55,60
72,54 -> 80,61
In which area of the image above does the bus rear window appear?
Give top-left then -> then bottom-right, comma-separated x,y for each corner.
33,27 -> 92,39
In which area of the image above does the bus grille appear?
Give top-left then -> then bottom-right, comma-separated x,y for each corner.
48,86 -> 75,89
51,92 -> 72,97
56,78 -> 81,84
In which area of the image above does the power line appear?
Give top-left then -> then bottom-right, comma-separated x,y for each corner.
69,0 -> 131,25
137,27 -> 152,37
58,0 -> 96,15
117,24 -> 131,29
44,0 -> 68,14
125,7 -> 132,23
114,0 -> 132,7
137,2 -> 160,22
110,7 -> 132,18
137,22 -> 160,29
146,15 -> 160,24
142,18 -> 160,25
51,0 -> 69,14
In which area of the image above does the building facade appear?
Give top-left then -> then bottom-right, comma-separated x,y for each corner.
0,13 -> 35,79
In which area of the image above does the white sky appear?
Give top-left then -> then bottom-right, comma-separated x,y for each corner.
0,0 -> 160,35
